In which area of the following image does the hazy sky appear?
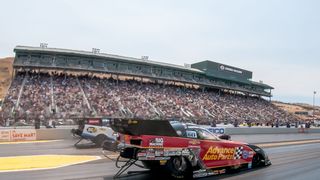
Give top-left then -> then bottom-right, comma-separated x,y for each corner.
1,0 -> 319,105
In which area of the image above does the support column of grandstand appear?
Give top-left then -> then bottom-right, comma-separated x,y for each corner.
15,73 -> 27,110
1,72 -> 25,124
79,76 -> 122,117
76,76 -> 94,113
52,73 -> 90,119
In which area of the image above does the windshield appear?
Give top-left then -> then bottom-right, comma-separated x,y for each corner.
186,127 -> 219,140
198,129 -> 219,140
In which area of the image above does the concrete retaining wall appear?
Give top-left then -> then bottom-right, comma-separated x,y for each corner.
37,127 -> 320,140
1,127 -> 320,141
225,127 -> 320,135
36,128 -> 74,140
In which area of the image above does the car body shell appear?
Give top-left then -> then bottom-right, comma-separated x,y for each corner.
72,118 -> 116,146
106,119 -> 271,178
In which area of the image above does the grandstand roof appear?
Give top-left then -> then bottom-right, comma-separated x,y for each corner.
251,81 -> 273,89
14,46 -> 204,74
13,45 -> 274,95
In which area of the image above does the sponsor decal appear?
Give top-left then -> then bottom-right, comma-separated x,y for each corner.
138,156 -> 170,161
219,64 -> 243,74
193,169 -> 209,178
242,150 -> 249,159
155,150 -> 164,156
128,119 -> 138,124
86,127 -> 97,133
234,146 -> 244,159
213,169 -> 226,175
248,151 -> 254,158
203,146 -> 236,161
163,149 -> 190,156
146,152 -> 155,158
164,150 -> 180,156
193,172 -> 208,178
207,127 -> 225,134
186,130 -> 197,138
137,152 -> 147,157
149,138 -> 164,147
154,157 -> 170,160
182,149 -> 190,156
88,119 -> 100,125
203,146 -> 244,161
0,130 -> 10,141
189,139 -> 200,145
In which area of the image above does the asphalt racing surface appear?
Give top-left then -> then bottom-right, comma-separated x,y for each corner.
0,135 -> 320,180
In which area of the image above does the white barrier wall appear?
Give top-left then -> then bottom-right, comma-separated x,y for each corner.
36,129 -> 72,140
36,127 -> 320,140
1,127 -> 320,141
226,127 -> 320,135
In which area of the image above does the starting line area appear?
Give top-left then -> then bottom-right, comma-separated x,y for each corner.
0,155 -> 101,172
0,136 -> 319,174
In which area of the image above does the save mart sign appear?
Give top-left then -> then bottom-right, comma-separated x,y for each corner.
0,129 -> 36,142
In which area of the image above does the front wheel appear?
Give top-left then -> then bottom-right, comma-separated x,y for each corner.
252,154 -> 263,167
165,156 -> 192,179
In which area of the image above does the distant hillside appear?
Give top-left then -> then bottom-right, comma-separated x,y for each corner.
0,57 -> 14,100
273,101 -> 320,120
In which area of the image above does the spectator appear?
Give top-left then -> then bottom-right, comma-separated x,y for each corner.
1,71 -> 300,126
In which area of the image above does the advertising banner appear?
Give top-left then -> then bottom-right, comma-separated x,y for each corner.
207,127 -> 225,134
0,129 -> 37,142
0,130 -> 10,141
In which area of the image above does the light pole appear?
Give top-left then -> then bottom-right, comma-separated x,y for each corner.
313,91 -> 316,121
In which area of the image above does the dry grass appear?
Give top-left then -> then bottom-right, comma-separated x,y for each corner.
273,102 -> 306,112
273,101 -> 319,120
0,57 -> 14,100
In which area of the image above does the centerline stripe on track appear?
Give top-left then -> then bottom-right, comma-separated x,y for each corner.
256,139 -> 320,148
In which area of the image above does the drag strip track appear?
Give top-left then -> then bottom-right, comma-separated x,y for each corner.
1,140 -> 320,180
213,143 -> 320,180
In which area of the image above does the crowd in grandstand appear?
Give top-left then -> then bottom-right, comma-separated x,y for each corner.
0,71 -> 299,127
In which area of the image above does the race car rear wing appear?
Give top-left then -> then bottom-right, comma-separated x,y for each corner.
109,118 -> 178,137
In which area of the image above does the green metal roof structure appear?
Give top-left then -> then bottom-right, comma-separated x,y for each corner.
13,45 -> 273,97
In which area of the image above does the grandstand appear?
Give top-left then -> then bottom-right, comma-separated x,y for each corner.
0,45 -> 298,126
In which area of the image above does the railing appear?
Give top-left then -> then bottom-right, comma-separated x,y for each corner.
15,74 -> 27,110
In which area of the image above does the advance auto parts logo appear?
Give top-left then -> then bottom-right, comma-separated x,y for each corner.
203,146 -> 236,161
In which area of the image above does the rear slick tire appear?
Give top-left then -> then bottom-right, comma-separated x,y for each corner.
94,134 -> 107,147
165,156 -> 192,179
